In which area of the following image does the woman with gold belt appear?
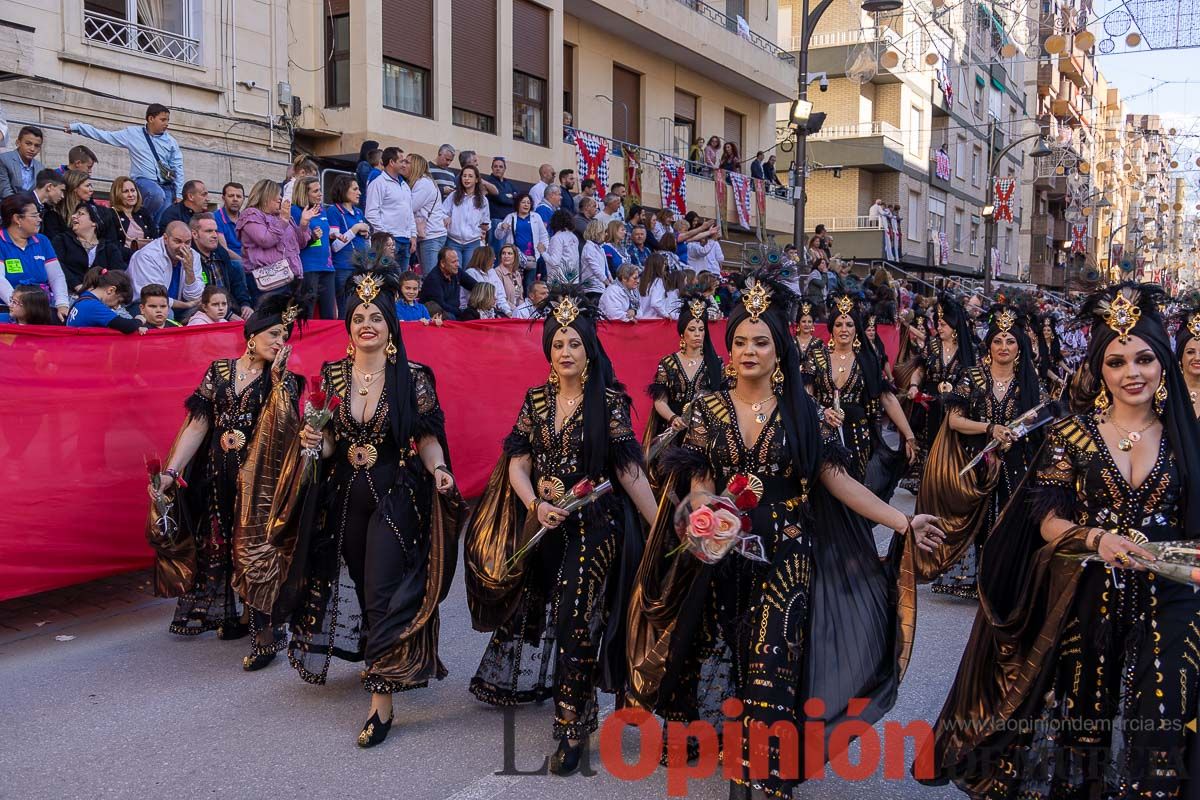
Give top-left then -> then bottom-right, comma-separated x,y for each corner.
925,305 -> 1045,600
464,289 -> 658,775
792,300 -> 826,366
146,283 -> 308,664
290,264 -> 461,749
922,283 -> 1200,798
627,276 -> 944,799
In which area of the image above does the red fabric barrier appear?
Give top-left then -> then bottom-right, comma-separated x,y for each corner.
0,320 -> 897,600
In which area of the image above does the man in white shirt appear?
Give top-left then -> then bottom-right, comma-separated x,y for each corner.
527,163 -> 555,208
686,226 -> 725,277
608,182 -> 627,221
595,194 -> 623,227
365,147 -> 417,269
600,265 -> 640,321
511,281 -> 549,319
868,198 -> 885,226
127,221 -> 204,321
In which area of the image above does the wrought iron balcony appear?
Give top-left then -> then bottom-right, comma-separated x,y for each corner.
677,0 -> 796,64
83,10 -> 200,65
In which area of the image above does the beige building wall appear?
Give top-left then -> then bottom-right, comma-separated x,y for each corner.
0,0 -> 292,197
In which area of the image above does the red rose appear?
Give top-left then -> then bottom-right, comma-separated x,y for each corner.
327,394 -> 342,411
146,457 -> 162,476
740,514 -> 752,532
308,387 -> 328,409
309,374 -> 323,391
734,491 -> 759,511
572,479 -> 596,499
726,474 -> 750,496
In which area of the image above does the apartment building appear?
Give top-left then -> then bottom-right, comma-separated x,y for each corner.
0,0 -> 291,195
777,0 -> 1031,280
287,0 -> 800,235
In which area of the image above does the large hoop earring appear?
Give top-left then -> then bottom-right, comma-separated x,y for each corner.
346,342 -> 355,358
1154,376 -> 1168,415
548,368 -> 559,387
246,339 -> 256,354
385,337 -> 398,363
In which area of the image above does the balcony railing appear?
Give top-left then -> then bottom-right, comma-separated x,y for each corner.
677,0 -> 796,64
808,121 -> 903,142
84,9 -> 199,65
807,215 -> 882,231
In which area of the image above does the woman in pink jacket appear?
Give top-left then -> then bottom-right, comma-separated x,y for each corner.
236,179 -> 315,301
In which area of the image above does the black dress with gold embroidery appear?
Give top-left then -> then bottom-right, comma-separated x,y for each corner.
929,366 -> 1046,599
794,335 -> 827,367
804,346 -> 880,481
643,352 -> 711,454
925,414 -> 1200,798
287,358 -> 458,694
904,337 -> 970,492
164,359 -> 293,635
628,391 -> 908,799
469,383 -> 643,740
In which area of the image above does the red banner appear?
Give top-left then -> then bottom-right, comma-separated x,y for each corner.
0,320 -> 896,600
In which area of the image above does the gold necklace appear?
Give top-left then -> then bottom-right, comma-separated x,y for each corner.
834,349 -> 853,373
236,358 -> 261,382
734,391 -> 776,423
680,349 -> 701,368
560,392 -> 584,407
354,366 -> 385,396
1109,416 -> 1157,452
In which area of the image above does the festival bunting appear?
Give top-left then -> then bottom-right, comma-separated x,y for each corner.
1071,222 -> 1088,255
660,157 -> 687,215
938,231 -> 950,265
993,177 -> 1016,222
753,178 -> 768,240
624,146 -> 643,211
713,169 -> 728,235
729,172 -> 752,229
934,149 -> 952,181
573,130 -> 609,187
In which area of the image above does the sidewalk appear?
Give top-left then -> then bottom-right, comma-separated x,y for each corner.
0,569 -> 164,646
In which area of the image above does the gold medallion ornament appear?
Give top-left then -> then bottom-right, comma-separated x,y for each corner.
742,280 -> 771,322
994,308 -> 1017,333
1100,290 -> 1141,343
348,443 -> 379,469
689,299 -> 707,320
355,274 -> 382,305
799,301 -> 813,318
280,302 -> 300,325
537,476 -> 568,504
834,295 -> 855,318
220,429 -> 247,452
551,296 -> 580,326
1188,313 -> 1200,341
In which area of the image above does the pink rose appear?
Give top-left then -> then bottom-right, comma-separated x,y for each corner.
697,534 -> 735,562
690,506 -> 717,538
712,508 -> 742,541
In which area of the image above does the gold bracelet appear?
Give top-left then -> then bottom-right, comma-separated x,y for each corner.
527,496 -> 541,514
1086,528 -> 1105,551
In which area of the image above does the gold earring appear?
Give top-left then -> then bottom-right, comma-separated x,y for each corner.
983,354 -> 992,366
852,336 -> 861,352
385,337 -> 397,363
1094,386 -> 1111,415
581,360 -> 590,385
1154,377 -> 1168,415
346,342 -> 355,357
548,368 -> 559,387
724,362 -> 737,378
246,339 -> 256,354
679,335 -> 686,352
772,363 -> 785,386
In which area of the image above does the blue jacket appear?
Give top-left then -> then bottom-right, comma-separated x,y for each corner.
417,267 -> 478,320
195,244 -> 252,310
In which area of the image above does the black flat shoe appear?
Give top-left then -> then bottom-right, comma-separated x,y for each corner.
218,621 -> 249,640
548,737 -> 585,776
241,652 -> 275,671
357,711 -> 393,749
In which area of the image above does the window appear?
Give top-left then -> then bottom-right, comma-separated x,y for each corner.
971,146 -> 981,186
513,72 -> 546,146
563,44 -> 575,124
452,0 -> 497,133
612,65 -> 642,145
908,105 -> 922,157
83,0 -> 199,64
674,90 -> 697,158
453,109 -> 496,134
383,60 -> 430,117
325,13 -> 350,108
955,137 -> 966,179
988,86 -> 1002,120
929,196 -> 946,233
907,192 -> 921,241
724,109 -> 743,158
972,79 -> 984,118
969,218 -> 980,255
953,210 -> 964,250
1001,229 -> 1011,265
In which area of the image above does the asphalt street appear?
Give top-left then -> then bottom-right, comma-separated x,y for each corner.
0,492 -> 974,800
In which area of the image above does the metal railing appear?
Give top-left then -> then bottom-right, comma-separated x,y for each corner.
676,0 -> 796,64
792,26 -> 896,51
83,9 -> 200,65
806,215 -> 883,231
807,121 -> 903,142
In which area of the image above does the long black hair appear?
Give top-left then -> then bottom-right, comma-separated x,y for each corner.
725,274 -> 822,483
935,292 -> 978,368
676,293 -> 723,391
826,293 -> 884,400
982,304 -> 1040,416
538,287 -> 628,480
1034,312 -> 1064,384
1174,308 -> 1200,360
1077,282 -> 1200,536
342,256 -> 418,448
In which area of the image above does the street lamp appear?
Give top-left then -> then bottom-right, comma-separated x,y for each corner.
792,0 -> 897,258
981,129 -> 1054,296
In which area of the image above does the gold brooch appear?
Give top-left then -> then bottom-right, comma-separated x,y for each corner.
551,296 -> 580,326
281,303 -> 300,325
742,280 -> 771,322
348,443 -> 379,469
355,274 -> 382,305
1188,313 -> 1200,341
220,430 -> 246,452
689,299 -> 707,320
994,308 -> 1016,333
1102,290 -> 1140,343
834,295 -> 855,317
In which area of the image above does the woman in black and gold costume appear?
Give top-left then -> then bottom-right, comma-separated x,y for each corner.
792,300 -> 826,365
628,277 -> 944,799
902,294 -> 978,490
1174,309 -> 1200,419
146,283 -> 308,665
1035,311 -> 1069,399
922,283 -> 1200,798
464,290 -> 658,775
923,305 -> 1046,599
643,294 -> 724,457
291,265 -> 461,749
806,293 -> 916,482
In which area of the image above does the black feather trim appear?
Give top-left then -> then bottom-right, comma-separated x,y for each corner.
657,445 -> 712,485
411,406 -> 446,443
184,392 -> 212,422
502,430 -> 533,458
646,382 -> 669,402
1028,485 -> 1075,526
608,437 -> 646,477
819,434 -> 854,475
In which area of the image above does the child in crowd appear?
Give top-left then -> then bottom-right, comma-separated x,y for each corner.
136,284 -> 181,328
67,267 -> 145,333
395,270 -> 432,323
186,286 -> 230,326
0,285 -> 55,325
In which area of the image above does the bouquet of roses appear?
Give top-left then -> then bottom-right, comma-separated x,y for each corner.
909,390 -> 936,410
503,478 -> 613,576
671,473 -> 768,564
646,401 -> 693,463
302,376 -> 341,480
146,455 -> 183,543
